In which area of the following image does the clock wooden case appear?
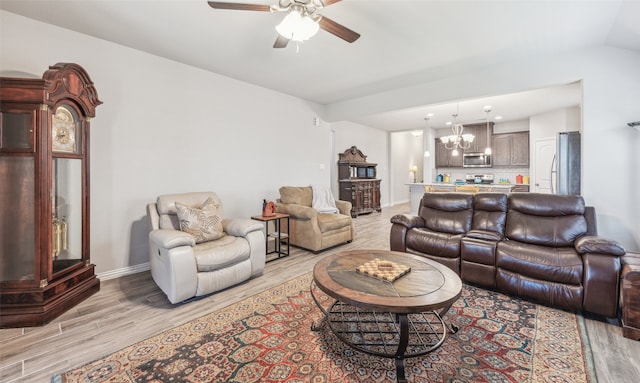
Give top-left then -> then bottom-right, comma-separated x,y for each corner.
0,63 -> 102,328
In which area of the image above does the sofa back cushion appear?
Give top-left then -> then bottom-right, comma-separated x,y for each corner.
419,193 -> 473,235
279,186 -> 313,207
471,193 -> 508,234
506,193 -> 587,246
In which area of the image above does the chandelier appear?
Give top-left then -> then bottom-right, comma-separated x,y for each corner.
440,112 -> 474,156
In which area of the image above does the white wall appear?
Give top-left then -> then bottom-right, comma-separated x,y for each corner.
331,120 -> 389,207
530,106 -> 581,138
0,11 -> 336,275
493,119 -> 530,134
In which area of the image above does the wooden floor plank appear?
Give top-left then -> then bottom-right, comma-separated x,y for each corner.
1,203 -> 638,382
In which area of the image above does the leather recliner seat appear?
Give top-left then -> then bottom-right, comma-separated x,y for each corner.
391,193 -> 473,272
147,192 -> 266,304
391,192 -> 626,318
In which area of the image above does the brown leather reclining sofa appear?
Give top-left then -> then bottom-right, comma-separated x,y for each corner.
390,192 -> 626,318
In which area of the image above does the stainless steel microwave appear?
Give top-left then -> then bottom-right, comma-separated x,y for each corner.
463,153 -> 492,168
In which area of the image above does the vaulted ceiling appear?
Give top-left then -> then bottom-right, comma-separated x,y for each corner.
2,0 -> 638,131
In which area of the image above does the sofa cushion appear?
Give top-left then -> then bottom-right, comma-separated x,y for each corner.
496,240 -> 583,285
506,193 -> 587,247
509,193 -> 586,216
317,213 -> 352,232
496,269 -> 583,312
279,186 -> 313,207
419,193 -> 473,234
506,211 -> 587,247
471,193 -> 507,234
505,193 -> 587,247
406,228 -> 464,259
176,197 -> 225,243
194,235 -> 250,272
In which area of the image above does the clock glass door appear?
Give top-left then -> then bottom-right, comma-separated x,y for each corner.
51,104 -> 84,275
0,110 -> 37,283
52,158 -> 83,274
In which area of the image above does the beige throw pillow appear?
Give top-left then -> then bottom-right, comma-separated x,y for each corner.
176,197 -> 225,243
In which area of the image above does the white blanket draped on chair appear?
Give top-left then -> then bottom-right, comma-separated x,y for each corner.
311,184 -> 339,214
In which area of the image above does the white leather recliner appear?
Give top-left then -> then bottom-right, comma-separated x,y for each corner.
146,192 -> 266,304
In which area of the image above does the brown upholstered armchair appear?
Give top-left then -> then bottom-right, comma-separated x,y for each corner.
276,186 -> 354,253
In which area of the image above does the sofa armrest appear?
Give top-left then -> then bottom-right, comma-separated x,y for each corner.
390,214 -> 425,229
276,202 -> 317,220
335,199 -> 352,216
223,218 -> 264,237
147,203 -> 160,231
149,229 -> 195,249
575,235 -> 626,256
148,231 -> 197,304
466,230 -> 503,242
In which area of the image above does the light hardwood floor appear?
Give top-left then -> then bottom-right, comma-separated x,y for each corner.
1,203 -> 638,382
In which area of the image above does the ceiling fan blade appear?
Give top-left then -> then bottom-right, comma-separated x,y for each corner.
273,34 -> 290,48
207,1 -> 271,12
322,0 -> 343,6
318,16 -> 360,43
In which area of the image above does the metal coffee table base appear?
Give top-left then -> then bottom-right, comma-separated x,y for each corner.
311,283 -> 458,383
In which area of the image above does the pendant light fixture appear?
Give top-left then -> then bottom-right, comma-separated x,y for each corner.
424,113 -> 433,157
484,106 -> 492,155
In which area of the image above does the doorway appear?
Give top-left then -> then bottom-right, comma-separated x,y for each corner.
533,137 -> 556,193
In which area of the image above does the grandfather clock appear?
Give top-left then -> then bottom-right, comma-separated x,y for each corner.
0,63 -> 102,328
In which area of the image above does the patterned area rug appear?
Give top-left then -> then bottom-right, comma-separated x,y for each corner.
52,273 -> 596,383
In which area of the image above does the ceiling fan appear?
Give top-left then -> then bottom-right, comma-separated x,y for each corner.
207,0 -> 360,48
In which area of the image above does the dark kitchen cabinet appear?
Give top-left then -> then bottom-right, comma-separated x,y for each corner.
462,122 -> 491,154
435,139 -> 463,167
492,132 -> 529,167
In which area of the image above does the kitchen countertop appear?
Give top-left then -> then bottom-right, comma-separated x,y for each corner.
411,182 -> 529,188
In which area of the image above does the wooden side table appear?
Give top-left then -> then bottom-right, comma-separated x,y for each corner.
621,252 -> 640,340
251,213 -> 290,262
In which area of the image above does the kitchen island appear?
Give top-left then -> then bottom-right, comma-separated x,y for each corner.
407,183 -> 530,214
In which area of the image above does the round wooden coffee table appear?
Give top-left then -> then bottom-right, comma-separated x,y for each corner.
311,249 -> 462,383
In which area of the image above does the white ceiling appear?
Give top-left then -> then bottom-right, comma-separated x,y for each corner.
2,0 -> 638,131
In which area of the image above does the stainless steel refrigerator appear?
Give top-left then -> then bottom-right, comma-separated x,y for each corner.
551,131 -> 581,195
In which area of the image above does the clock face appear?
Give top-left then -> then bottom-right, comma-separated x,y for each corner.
52,106 -> 77,153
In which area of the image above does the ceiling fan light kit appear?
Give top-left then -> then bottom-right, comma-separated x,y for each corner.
207,0 -> 360,48
275,9 -> 319,42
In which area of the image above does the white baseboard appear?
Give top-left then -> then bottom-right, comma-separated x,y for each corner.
97,262 -> 150,281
